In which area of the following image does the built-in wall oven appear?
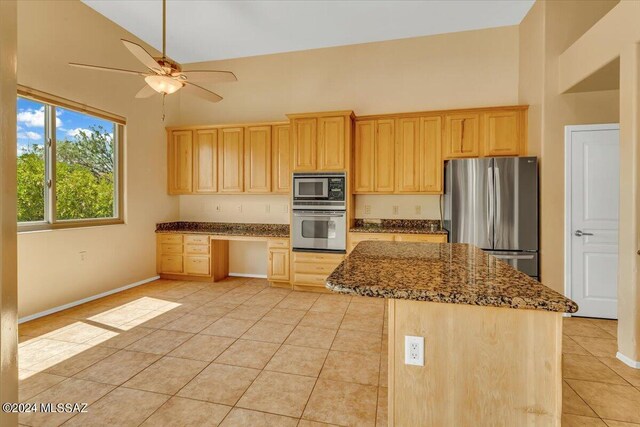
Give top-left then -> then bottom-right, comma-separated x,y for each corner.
292,172 -> 347,253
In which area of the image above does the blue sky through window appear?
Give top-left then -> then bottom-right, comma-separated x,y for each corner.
17,97 -> 114,154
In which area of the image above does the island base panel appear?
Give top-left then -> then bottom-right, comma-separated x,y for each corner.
388,299 -> 562,427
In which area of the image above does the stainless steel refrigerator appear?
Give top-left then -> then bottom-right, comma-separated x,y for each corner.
444,157 -> 539,279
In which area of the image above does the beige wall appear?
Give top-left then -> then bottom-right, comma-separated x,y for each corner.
1,0 -> 18,423
17,1 -> 180,318
518,0 -> 619,294
175,26 -> 520,124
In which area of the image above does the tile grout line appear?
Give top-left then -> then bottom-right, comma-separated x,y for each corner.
298,297 -> 354,425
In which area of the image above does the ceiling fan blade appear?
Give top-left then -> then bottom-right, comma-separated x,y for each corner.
69,63 -> 146,76
183,82 -> 223,103
121,39 -> 163,74
135,85 -> 158,99
179,70 -> 237,83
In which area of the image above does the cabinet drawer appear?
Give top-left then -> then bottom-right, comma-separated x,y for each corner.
293,262 -> 338,275
395,234 -> 447,243
161,243 -> 183,255
292,272 -> 329,286
185,256 -> 210,276
292,252 -> 344,265
161,255 -> 183,274
184,235 -> 209,245
159,234 -> 183,244
267,239 -> 290,249
185,244 -> 210,255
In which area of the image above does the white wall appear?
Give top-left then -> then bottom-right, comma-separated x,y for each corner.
179,194 -> 289,224
355,195 -> 441,220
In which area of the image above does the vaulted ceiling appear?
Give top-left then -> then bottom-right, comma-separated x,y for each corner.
83,0 -> 534,64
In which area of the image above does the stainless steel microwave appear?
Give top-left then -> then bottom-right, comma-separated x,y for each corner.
292,172 -> 346,211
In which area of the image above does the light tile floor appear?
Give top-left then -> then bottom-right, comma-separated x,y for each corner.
16,277 -> 639,426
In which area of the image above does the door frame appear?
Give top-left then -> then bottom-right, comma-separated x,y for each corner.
563,123 -> 620,316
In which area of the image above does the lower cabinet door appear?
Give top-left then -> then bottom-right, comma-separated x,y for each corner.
185,256 -> 211,276
268,248 -> 290,281
161,255 -> 183,274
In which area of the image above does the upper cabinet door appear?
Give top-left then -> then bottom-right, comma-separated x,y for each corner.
483,110 -> 521,156
354,120 -> 375,193
168,130 -> 193,194
318,116 -> 346,170
245,125 -> 272,193
292,118 -> 317,171
395,118 -> 421,193
375,119 -> 395,192
193,129 -> 217,194
272,124 -> 291,194
421,116 -> 443,193
444,113 -> 480,158
218,127 -> 244,193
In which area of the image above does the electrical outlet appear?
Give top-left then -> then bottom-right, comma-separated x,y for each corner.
79,251 -> 87,262
236,204 -> 243,213
364,205 -> 371,215
415,205 -> 422,215
265,204 -> 271,213
392,205 -> 399,215
281,204 -> 289,213
405,335 -> 424,366
215,204 -> 223,212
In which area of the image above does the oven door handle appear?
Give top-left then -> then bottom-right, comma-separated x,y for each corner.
293,212 -> 345,218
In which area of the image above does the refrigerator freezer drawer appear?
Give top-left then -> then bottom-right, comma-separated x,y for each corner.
488,251 -> 539,277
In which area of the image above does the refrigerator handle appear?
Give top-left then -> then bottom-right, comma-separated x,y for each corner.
488,165 -> 495,248
495,166 -> 501,232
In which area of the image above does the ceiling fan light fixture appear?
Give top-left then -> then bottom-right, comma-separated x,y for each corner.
145,75 -> 183,94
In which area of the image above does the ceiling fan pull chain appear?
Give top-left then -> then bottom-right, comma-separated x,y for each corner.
162,93 -> 166,122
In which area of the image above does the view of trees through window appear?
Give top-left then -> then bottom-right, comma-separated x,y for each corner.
17,97 -> 118,224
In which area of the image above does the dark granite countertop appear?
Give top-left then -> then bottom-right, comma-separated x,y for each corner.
349,219 -> 448,235
326,241 -> 577,313
156,221 -> 289,238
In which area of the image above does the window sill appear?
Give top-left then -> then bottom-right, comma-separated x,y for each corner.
18,219 -> 125,233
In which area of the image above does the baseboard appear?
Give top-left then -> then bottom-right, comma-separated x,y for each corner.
617,351 -> 640,369
18,276 -> 160,324
228,273 -> 268,279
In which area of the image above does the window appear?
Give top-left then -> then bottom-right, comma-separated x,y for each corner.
17,91 -> 124,230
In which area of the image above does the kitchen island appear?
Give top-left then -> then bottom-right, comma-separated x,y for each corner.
326,241 -> 577,427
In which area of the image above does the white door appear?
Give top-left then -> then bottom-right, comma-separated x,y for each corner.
567,124 -> 619,319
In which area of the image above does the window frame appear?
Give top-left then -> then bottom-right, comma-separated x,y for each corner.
17,88 -> 125,232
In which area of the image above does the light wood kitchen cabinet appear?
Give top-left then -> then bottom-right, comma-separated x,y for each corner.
268,249 -> 290,282
292,117 -> 317,171
291,251 -> 345,291
289,111 -> 353,172
272,124 -> 291,194
421,116 -> 443,192
267,239 -> 290,284
168,130 -> 193,194
218,127 -> 244,193
394,234 -> 447,243
375,119 -> 395,192
244,125 -> 271,193
354,120 -> 375,192
193,129 -> 217,194
483,110 -> 522,156
318,116 -> 346,170
157,233 -> 230,280
444,112 -> 481,158
395,117 -> 422,193
354,119 -> 395,193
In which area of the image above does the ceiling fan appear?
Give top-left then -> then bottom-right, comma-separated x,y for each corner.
69,0 -> 236,103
